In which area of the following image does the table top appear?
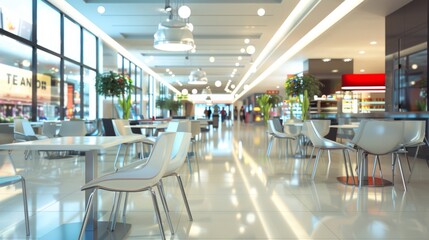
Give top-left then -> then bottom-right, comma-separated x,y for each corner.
330,124 -> 359,129
0,135 -> 145,151
125,123 -> 169,129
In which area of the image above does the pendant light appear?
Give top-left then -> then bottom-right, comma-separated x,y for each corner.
188,68 -> 208,85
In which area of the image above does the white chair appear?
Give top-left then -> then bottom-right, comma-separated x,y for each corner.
57,120 -> 87,137
160,132 -> 193,220
112,119 -> 145,168
0,175 -> 30,236
303,119 -> 330,163
304,121 -> 354,183
401,120 -> 427,182
78,132 -> 176,240
41,122 -> 58,138
267,119 -> 295,158
13,119 -> 48,159
354,120 -> 405,190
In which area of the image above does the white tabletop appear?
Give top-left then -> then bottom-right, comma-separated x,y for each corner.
0,135 -> 145,151
124,123 -> 168,129
330,124 -> 359,129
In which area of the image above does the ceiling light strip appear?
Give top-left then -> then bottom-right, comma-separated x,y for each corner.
48,0 -> 181,95
233,0 -> 321,95
234,0 -> 364,101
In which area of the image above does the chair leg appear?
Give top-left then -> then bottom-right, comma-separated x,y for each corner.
408,145 -> 421,183
344,149 -> 356,185
122,193 -> 129,219
150,188 -> 166,240
109,192 -> 123,231
396,154 -> 407,191
266,136 -> 274,156
114,144 -> 123,170
176,174 -> 193,221
305,146 -> 315,174
311,149 -> 322,179
21,177 -> 30,236
157,183 -> 174,234
79,189 -> 96,240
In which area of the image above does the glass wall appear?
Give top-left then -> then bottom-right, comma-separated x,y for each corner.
0,37 -> 33,121
0,0 -> 154,122
37,50 -> 61,120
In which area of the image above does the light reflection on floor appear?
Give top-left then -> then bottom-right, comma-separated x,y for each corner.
1,121 -> 429,239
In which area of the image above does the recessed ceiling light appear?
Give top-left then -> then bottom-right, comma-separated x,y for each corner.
240,48 -> 245,53
178,5 -> 191,19
411,64 -> 418,69
244,38 -> 250,44
343,58 -> 352,62
360,69 -> 365,72
359,50 -> 365,54
238,56 -> 242,61
192,88 -> 198,94
246,45 -> 256,54
97,6 -> 105,14
215,80 -> 222,87
370,41 -> 377,45
209,56 -> 215,63
235,62 -> 240,67
332,69 -> 339,73
181,89 -> 188,95
231,84 -> 236,89
322,58 -> 331,62
257,8 -> 265,16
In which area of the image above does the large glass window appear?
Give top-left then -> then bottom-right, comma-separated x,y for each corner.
0,37 -> 32,120
394,49 -> 428,111
64,17 -> 81,62
83,29 -> 96,68
37,50 -> 60,120
83,68 -> 96,119
64,61 -> 81,119
0,0 -> 32,40
37,0 -> 60,53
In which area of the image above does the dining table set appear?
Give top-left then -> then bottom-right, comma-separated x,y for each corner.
276,118 -> 427,192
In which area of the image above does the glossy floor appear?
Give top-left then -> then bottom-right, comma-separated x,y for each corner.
1,122 -> 429,239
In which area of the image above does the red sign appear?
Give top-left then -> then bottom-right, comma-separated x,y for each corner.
266,90 -> 280,95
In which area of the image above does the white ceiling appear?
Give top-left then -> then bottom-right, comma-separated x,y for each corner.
63,0 -> 412,102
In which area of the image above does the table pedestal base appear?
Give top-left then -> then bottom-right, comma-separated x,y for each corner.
337,176 -> 393,187
40,221 -> 131,240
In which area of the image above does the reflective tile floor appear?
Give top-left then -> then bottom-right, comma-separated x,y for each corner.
1,122 -> 429,239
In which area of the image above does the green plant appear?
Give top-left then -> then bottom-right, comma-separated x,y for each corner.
156,96 -> 182,115
285,74 -> 322,120
95,71 -> 134,119
256,94 -> 272,124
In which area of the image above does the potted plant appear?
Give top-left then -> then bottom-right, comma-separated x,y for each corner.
256,94 -> 273,124
285,74 -> 322,120
95,71 -> 134,119
156,96 -> 182,116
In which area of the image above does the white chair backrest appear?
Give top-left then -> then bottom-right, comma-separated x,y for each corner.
303,121 -> 326,147
310,119 -> 330,137
42,122 -> 58,138
177,120 -> 191,133
14,119 -> 36,136
113,132 -> 176,184
272,118 -> 283,133
190,120 -> 201,137
112,119 -> 134,136
165,121 -> 180,132
355,120 -> 403,155
402,120 -> 426,146
283,119 -> 302,136
166,132 -> 192,174
58,120 -> 87,137
349,119 -> 369,145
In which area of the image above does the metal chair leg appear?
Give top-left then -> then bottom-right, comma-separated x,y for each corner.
21,177 -> 30,236
79,189 -> 96,240
150,188 -> 166,240
157,183 -> 174,234
177,174 -> 193,221
311,149 -> 322,179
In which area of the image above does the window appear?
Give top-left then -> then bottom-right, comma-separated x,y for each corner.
37,0 -> 60,53
64,17 -> 81,62
0,0 -> 32,40
64,61 -> 81,119
0,37 -> 32,119
83,68 -> 96,119
37,50 -> 60,120
83,29 -> 96,68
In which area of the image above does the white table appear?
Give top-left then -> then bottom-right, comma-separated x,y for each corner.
0,135 -> 146,239
125,123 -> 169,136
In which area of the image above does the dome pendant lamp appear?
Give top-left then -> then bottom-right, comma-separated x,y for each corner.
188,68 -> 208,85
